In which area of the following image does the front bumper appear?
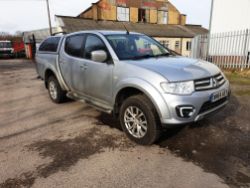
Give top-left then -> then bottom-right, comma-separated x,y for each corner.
0,52 -> 14,58
160,80 -> 230,125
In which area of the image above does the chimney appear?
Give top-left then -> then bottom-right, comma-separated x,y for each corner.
180,14 -> 187,25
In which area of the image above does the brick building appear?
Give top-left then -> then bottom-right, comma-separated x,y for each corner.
78,0 -> 187,26
24,0 -> 208,57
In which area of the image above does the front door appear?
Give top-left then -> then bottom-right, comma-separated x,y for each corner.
83,34 -> 113,104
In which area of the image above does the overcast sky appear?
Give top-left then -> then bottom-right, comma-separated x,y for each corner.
0,0 -> 211,34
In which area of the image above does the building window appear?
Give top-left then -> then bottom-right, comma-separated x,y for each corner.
117,7 -> 129,22
138,9 -> 150,23
160,40 -> 169,48
186,41 -> 192,51
158,11 -> 168,24
175,41 -> 180,49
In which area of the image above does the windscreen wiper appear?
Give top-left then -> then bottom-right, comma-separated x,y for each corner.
154,53 -> 171,58
130,54 -> 156,60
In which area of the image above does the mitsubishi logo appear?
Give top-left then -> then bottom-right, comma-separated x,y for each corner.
211,78 -> 218,88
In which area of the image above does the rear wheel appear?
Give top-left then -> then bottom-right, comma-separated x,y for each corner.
120,95 -> 162,145
47,76 -> 66,103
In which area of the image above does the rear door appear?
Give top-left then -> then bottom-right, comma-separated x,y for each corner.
59,34 -> 86,92
83,34 -> 114,104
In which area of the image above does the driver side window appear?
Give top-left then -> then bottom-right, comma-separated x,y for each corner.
84,35 -> 108,61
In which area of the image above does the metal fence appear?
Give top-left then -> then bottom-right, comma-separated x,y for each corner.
191,29 -> 250,69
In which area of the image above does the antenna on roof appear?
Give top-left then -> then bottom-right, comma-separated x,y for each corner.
122,23 -> 130,35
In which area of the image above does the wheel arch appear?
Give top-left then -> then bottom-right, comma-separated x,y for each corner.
44,66 -> 68,91
113,80 -> 171,120
44,69 -> 57,89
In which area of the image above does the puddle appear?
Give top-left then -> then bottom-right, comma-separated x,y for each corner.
0,127 -> 134,188
0,172 -> 35,188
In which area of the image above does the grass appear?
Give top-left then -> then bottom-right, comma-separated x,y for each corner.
223,70 -> 250,96
224,70 -> 250,85
235,89 -> 250,96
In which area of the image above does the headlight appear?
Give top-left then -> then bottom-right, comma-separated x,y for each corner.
220,71 -> 228,81
161,81 -> 194,95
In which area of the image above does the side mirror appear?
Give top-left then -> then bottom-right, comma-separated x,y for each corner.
91,50 -> 108,63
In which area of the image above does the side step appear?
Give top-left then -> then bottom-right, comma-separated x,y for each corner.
67,92 -> 112,114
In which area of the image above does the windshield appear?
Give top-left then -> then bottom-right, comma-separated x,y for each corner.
0,42 -> 12,48
106,34 -> 170,60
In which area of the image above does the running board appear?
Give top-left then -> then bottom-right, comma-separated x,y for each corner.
67,92 -> 112,114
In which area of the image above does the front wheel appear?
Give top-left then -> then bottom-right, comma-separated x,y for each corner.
119,95 -> 162,145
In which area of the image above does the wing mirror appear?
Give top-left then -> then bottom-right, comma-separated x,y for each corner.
91,50 -> 108,63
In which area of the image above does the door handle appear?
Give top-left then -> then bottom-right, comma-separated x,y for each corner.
80,64 -> 88,70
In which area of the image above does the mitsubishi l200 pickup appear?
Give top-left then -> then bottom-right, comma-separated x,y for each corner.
36,31 -> 230,145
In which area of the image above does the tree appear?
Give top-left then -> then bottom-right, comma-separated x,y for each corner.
0,31 -> 11,37
15,31 -> 23,36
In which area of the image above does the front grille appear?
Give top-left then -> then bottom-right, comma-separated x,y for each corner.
194,73 -> 225,91
199,97 -> 228,114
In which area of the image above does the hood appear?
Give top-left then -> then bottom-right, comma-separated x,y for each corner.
125,56 -> 221,82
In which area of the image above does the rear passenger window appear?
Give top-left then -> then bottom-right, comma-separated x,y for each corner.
39,37 -> 60,52
65,35 -> 85,58
84,35 -> 107,60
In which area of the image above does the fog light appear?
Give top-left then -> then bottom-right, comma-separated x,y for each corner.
176,106 -> 195,118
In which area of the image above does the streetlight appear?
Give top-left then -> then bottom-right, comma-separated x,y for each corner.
208,0 -> 214,34
46,0 -> 52,36
207,0 -> 214,59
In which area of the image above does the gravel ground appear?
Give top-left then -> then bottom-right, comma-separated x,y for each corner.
0,59 -> 249,188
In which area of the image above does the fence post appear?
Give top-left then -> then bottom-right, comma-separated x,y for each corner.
243,29 -> 250,69
248,52 -> 250,64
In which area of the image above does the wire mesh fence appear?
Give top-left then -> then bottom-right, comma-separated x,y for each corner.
191,29 -> 250,70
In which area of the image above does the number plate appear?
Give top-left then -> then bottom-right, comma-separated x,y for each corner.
211,89 -> 228,103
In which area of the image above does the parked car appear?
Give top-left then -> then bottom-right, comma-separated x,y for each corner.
36,31 -> 230,145
12,41 -> 25,58
0,40 -> 14,58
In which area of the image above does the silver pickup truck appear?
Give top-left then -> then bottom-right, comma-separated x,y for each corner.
36,30 -> 230,145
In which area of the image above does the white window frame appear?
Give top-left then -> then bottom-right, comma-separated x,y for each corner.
175,41 -> 180,49
117,7 -> 130,22
158,11 -> 168,24
160,40 -> 169,48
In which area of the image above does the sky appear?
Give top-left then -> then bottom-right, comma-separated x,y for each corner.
0,0 -> 211,34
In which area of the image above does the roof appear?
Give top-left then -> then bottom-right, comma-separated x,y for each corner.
67,30 -> 142,36
77,0 -> 99,17
56,16 -> 208,38
185,24 -> 208,35
23,27 -> 63,43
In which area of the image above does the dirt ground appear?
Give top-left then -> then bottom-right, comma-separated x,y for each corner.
0,59 -> 249,188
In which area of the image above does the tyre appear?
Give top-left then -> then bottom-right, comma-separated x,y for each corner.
119,95 -> 162,145
47,76 -> 66,103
